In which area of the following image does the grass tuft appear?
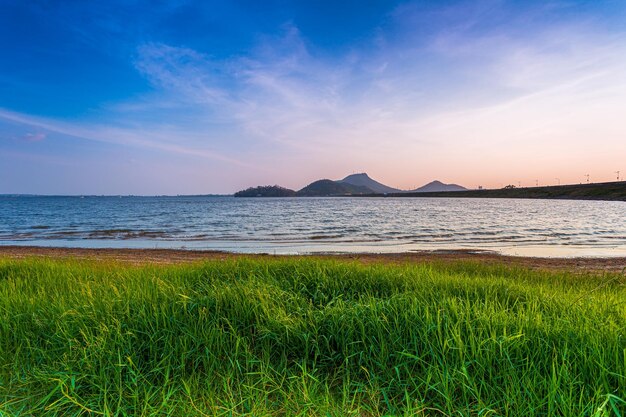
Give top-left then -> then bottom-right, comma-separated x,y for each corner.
0,257 -> 624,416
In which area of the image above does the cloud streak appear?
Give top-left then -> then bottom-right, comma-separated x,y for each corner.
0,108 -> 252,167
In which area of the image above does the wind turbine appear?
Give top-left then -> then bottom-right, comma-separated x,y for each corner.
555,178 -> 560,186
585,174 -> 590,184
616,171 -> 621,181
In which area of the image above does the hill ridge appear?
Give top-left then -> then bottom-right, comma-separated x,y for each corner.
234,172 -> 469,197
338,173 -> 401,194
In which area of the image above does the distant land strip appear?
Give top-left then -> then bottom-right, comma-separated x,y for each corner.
236,171 -> 626,201
379,181 -> 626,201
235,173 -> 466,197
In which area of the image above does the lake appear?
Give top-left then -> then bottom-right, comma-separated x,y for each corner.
1,196 -> 625,257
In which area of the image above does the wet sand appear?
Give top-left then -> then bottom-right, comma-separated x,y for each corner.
1,245 -> 625,273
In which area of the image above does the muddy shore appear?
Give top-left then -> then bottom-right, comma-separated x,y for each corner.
1,245 -> 625,273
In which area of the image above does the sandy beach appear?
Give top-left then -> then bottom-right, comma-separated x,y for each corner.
2,245 -> 625,273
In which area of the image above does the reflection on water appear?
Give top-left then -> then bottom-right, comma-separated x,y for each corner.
1,195 -> 625,257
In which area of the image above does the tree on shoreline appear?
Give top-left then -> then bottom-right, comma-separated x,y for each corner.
234,185 -> 296,197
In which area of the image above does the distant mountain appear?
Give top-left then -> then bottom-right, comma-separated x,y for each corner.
234,175 -> 467,197
338,173 -> 400,194
409,180 -> 467,193
234,185 -> 296,197
296,179 -> 374,196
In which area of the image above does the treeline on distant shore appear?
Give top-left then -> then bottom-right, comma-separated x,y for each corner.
234,185 -> 296,197
233,181 -> 369,197
388,181 -> 626,202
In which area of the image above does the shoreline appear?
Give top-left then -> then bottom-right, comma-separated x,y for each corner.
1,245 -> 625,273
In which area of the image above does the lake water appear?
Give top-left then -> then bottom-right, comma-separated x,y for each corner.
1,195 -> 625,257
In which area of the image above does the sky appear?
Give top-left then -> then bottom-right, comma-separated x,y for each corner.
1,0 -> 625,195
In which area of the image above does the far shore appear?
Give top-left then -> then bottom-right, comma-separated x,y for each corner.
1,245 -> 625,273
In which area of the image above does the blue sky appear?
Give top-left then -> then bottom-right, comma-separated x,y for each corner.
1,0 -> 625,194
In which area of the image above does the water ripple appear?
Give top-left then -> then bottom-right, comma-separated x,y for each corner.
1,196 -> 625,256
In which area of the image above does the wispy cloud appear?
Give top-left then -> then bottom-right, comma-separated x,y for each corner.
21,132 -> 46,142
0,108 -> 252,167
127,9 -> 626,180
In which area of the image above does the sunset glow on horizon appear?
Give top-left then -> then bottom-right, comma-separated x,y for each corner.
1,1 -> 625,194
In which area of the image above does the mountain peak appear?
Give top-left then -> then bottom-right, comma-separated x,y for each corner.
338,173 -> 400,194
410,180 -> 466,193
341,173 -> 370,181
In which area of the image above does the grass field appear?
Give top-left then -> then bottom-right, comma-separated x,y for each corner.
0,256 -> 625,416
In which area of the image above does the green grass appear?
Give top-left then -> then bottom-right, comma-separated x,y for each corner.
0,257 -> 625,416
